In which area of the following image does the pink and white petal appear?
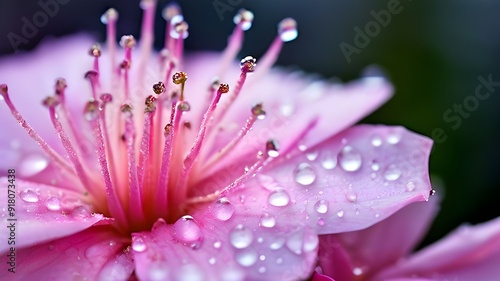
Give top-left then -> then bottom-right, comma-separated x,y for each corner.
0,225 -> 132,281
312,272 -> 336,281
133,187 -> 320,281
0,178 -> 107,253
374,217 -> 500,281
323,197 -> 439,280
317,235 -> 356,281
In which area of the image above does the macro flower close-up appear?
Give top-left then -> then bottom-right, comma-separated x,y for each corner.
0,1 -> 437,280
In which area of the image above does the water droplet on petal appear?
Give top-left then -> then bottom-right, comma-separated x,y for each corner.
406,182 -> 416,192
258,266 -> 266,274
293,163 -> 316,186
173,215 -> 202,244
268,190 -> 290,207
176,265 -> 203,281
317,218 -> 325,226
260,213 -> 276,228
269,238 -> 285,250
303,233 -> 319,252
306,151 -> 318,161
353,267 -> 363,276
280,103 -> 294,116
230,224 -> 253,249
235,248 -> 258,267
213,241 -> 222,249
149,263 -> 169,281
265,139 -> 280,158
336,210 -> 344,218
132,237 -> 147,252
339,145 -> 362,172
314,200 -> 329,214
19,154 -> 48,177
208,257 -> 216,265
19,189 -> 39,203
384,164 -> 401,181
45,197 -> 61,211
211,198 -> 234,221
371,135 -> 382,147
387,133 -> 401,144
370,160 -> 380,171
286,232 -> 303,255
345,193 -> 358,203
321,151 -> 337,170
72,205 -> 91,218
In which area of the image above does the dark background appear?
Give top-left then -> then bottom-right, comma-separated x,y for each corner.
0,0 -> 499,247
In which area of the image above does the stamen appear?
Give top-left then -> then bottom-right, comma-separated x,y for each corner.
162,3 -> 183,52
177,84 -> 228,201
172,71 -> 188,101
121,104 -> 147,226
0,85 -> 78,184
85,99 -> 128,230
155,123 -> 173,219
89,44 -> 101,73
120,35 -> 136,100
84,70 -> 99,99
101,8 -> 119,83
171,21 -> 189,61
138,0 -> 157,90
99,93 -> 119,192
253,18 -> 298,80
45,96 -> 96,195
137,96 -> 157,190
203,103 -> 266,169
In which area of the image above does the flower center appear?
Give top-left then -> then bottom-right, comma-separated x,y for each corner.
0,3 -> 298,235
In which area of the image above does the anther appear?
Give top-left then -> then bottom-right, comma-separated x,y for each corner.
278,18 -> 298,42
55,78 -> 67,95
162,3 -> 183,24
171,21 -> 189,39
251,103 -> 266,119
42,96 -> 59,108
153,81 -> 166,95
177,101 -> 191,112
240,56 -> 256,73
218,83 -> 230,94
184,121 -> 191,129
265,139 -> 280,158
145,95 -> 157,112
164,123 -> 172,135
120,35 -> 136,48
89,44 -> 102,57
100,8 -> 119,24
100,93 -> 113,104
0,84 -> 8,95
84,100 -> 99,121
172,71 -> 188,101
233,9 -> 254,31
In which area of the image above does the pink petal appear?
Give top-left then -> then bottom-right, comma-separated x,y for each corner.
312,272 -> 336,281
0,225 -> 132,281
318,197 -> 439,280
0,178 -> 107,253
375,217 -> 500,281
132,200 -> 318,281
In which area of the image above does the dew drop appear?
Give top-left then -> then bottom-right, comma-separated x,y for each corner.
176,265 -> 203,281
406,182 -> 416,192
345,193 -> 357,203
19,154 -> 48,177
338,146 -> 362,172
258,266 -> 266,274
306,151 -> 318,161
208,257 -> 216,265
19,189 -> 39,203
384,164 -> 402,181
317,218 -> 325,226
260,213 -> 276,228
72,205 -> 91,218
172,215 -> 202,244
371,135 -> 382,147
321,151 -> 337,170
131,237 -> 147,252
235,248 -> 258,267
353,267 -> 363,276
280,103 -> 294,116
276,257 -> 283,264
149,263 -> 169,281
387,133 -> 401,144
213,241 -> 222,249
370,160 -> 380,171
286,232 -> 303,255
269,238 -> 285,250
303,233 -> 319,252
278,18 -> 298,42
230,224 -> 253,249
45,197 -> 61,211
265,139 -> 280,158
314,200 -> 329,214
233,9 -> 254,31
293,163 -> 316,186
211,197 -> 234,221
336,210 -> 345,218
268,190 -> 290,207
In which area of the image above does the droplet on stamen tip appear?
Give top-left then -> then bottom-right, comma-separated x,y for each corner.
42,96 -> 59,108
89,44 -> 101,57
84,100 -> 100,121
170,21 -> 189,39
251,103 -> 266,119
265,139 -> 280,158
100,8 -> 119,25
233,9 -> 254,31
177,101 -> 191,112
153,81 -> 166,95
218,83 -> 229,93
162,3 -> 183,24
240,56 -> 257,73
278,18 -> 298,42
172,71 -> 188,84
119,35 -> 136,48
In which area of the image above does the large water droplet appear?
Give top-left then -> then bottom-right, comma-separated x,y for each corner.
19,189 -> 39,203
45,197 -> 61,211
314,200 -> 329,214
230,224 -> 253,249
211,197 -> 234,221
19,154 -> 48,177
235,248 -> 258,267
268,190 -> 290,207
286,232 -> 303,255
320,151 -> 337,170
384,164 -> 401,181
132,237 -> 147,252
293,163 -> 316,186
72,205 -> 91,218
339,146 -> 362,172
260,213 -> 276,228
173,215 -> 202,244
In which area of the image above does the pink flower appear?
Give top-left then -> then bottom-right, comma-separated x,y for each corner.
0,2 -> 433,281
313,197 -> 500,281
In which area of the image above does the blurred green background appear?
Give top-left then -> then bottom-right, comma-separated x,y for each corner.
0,0 -> 499,246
